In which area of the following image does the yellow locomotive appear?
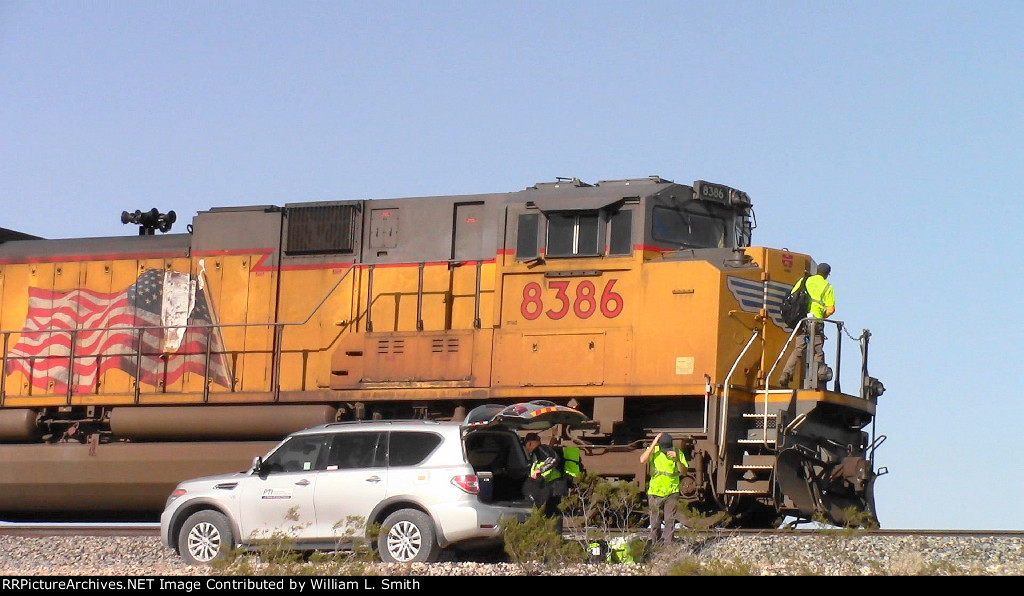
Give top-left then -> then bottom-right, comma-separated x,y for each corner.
0,176 -> 884,526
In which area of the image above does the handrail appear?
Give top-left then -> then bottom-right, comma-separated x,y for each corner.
765,316 -> 863,393
762,316 -> 874,450
0,265 -> 359,404
0,333 -> 6,405
0,259 -> 497,403
718,327 -> 761,460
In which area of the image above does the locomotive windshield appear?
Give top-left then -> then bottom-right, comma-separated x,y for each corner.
651,202 -> 728,249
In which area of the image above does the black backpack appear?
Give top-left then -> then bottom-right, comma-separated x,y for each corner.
780,276 -> 810,329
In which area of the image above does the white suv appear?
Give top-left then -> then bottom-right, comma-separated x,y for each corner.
160,401 -> 588,564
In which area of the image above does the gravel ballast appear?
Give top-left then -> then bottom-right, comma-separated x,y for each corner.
1,534 -> 1021,576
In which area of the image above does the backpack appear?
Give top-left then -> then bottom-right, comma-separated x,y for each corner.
780,276 -> 810,329
560,446 -> 586,480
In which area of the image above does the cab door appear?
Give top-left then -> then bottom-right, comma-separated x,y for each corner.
236,434 -> 329,542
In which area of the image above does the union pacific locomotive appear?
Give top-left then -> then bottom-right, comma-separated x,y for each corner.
0,176 -> 885,526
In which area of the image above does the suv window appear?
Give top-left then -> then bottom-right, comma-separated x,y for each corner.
262,434 -> 330,473
326,432 -> 386,470
464,430 -> 529,473
387,431 -> 443,467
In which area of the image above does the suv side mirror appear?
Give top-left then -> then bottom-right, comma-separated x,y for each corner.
252,456 -> 264,475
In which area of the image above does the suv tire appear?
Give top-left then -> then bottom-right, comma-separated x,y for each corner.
178,510 -> 234,565
378,509 -> 441,563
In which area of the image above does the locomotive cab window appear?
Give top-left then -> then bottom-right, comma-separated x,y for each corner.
516,207 -> 633,260
516,213 -> 540,260
652,203 -> 727,249
546,211 -> 600,257
608,208 -> 632,255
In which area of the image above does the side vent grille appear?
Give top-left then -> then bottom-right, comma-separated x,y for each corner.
286,204 -> 357,255
431,338 -> 460,353
377,339 -> 405,355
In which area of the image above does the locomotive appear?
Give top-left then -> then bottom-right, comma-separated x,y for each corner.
0,176 -> 885,526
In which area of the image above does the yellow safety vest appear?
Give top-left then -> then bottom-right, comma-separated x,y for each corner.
648,447 -> 684,497
530,448 -> 563,483
792,274 -> 834,319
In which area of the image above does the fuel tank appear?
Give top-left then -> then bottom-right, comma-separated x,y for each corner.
0,441 -> 278,517
108,405 -> 337,440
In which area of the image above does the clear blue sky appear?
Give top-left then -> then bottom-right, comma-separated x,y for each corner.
2,2 -> 1020,530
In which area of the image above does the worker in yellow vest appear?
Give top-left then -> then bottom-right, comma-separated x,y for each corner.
779,262 -> 836,389
523,432 -> 568,535
640,432 -> 687,545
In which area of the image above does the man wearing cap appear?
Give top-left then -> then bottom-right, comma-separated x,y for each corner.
779,262 -> 836,389
522,432 -> 567,535
640,432 -> 686,545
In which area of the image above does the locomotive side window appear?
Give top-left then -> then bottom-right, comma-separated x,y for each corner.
325,432 -> 386,470
608,209 -> 632,255
652,204 -> 727,249
546,211 -> 600,257
516,213 -> 540,260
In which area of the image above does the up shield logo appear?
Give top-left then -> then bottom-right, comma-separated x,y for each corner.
726,276 -> 794,331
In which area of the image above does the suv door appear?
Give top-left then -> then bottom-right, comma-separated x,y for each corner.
311,431 -> 388,539
236,434 -> 330,542
381,430 -> 446,495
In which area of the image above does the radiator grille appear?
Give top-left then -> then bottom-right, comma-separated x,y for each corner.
286,204 -> 357,255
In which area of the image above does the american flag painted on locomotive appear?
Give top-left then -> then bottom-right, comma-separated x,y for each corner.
726,276 -> 795,331
4,269 -> 233,393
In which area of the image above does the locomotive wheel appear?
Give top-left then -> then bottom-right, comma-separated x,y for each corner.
377,509 -> 441,563
178,510 -> 235,565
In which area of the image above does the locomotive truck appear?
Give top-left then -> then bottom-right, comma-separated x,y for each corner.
0,175 -> 885,526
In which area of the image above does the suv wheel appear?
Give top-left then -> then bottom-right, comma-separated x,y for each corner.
378,509 -> 441,563
178,510 -> 234,565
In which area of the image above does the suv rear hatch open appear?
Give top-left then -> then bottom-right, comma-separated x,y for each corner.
461,401 -> 593,504
462,400 -> 594,432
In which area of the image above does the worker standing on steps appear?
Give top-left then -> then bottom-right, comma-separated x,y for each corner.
779,262 -> 835,389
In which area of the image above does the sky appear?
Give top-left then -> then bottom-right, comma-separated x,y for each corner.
1,2 -> 1021,530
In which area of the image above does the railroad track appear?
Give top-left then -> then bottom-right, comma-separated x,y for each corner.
0,522 -> 160,537
1,522 -> 1019,539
